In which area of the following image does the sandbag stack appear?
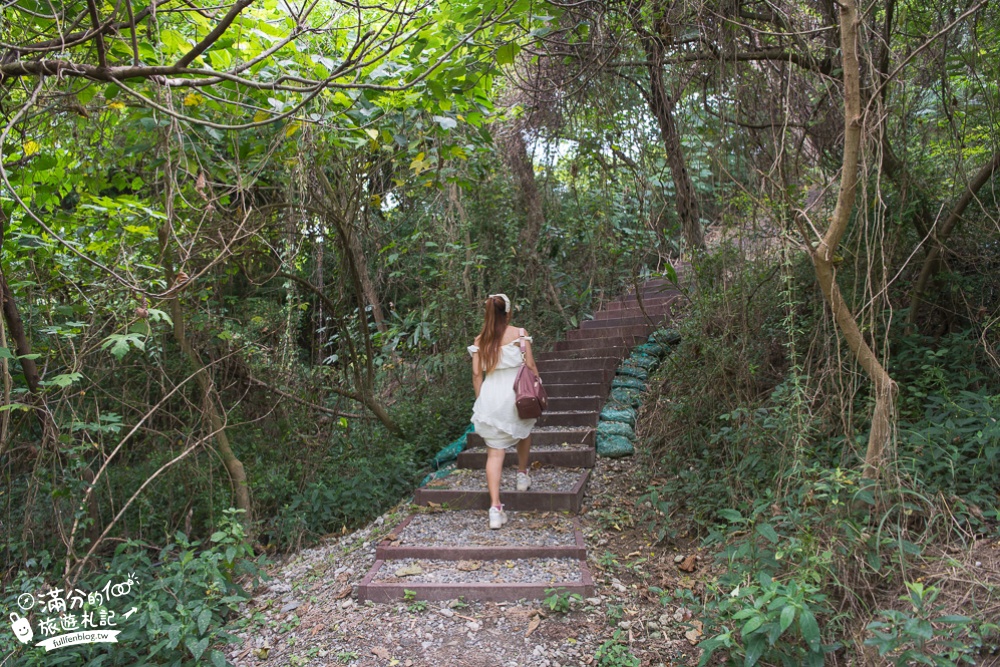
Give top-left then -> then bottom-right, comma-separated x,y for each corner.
596,328 -> 681,458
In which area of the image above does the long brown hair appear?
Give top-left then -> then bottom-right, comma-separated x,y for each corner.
478,296 -> 509,373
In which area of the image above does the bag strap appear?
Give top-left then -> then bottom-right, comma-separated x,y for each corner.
518,328 -> 526,362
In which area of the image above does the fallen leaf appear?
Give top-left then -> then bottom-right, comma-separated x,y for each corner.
335,585 -> 352,599
525,615 -> 541,637
372,647 -> 391,659
685,628 -> 702,645
311,623 -> 324,636
456,560 -> 482,572
678,555 -> 697,572
394,564 -> 424,577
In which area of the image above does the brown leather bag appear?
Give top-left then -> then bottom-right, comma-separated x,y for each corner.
513,329 -> 547,419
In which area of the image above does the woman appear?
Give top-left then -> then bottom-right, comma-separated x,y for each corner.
468,293 -> 539,529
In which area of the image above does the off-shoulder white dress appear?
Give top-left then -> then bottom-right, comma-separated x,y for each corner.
468,336 -> 538,449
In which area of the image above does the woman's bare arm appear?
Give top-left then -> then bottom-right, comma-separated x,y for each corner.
522,333 -> 538,374
471,339 -> 483,398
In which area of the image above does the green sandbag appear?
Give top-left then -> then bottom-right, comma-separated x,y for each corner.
600,406 -> 637,426
610,387 -> 642,407
652,328 -> 682,346
597,420 -> 636,441
420,467 -> 453,487
628,353 -> 658,369
633,342 -> 664,357
431,424 -> 474,469
612,376 -> 646,391
616,365 -> 648,381
597,434 -> 634,458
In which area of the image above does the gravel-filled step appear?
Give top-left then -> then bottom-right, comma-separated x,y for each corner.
373,557 -> 583,584
457,442 -> 595,469
413,468 -> 590,512
357,557 -> 594,602
376,511 -> 586,560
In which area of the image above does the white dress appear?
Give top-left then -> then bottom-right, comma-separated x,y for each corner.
468,336 -> 537,449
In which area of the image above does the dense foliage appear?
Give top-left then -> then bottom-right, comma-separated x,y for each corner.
2,0 -> 998,663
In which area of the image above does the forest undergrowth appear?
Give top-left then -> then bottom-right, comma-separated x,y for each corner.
635,249 -> 1000,666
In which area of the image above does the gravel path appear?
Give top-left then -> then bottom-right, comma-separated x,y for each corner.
393,511 -> 577,548
374,558 -> 584,584
423,468 -> 585,492
462,443 -> 592,453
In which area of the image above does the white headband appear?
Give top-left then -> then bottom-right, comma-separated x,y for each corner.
487,293 -> 510,313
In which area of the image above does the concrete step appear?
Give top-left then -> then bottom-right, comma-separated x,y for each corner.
581,314 -> 672,329
566,325 -> 654,340
413,468 -> 590,512
536,410 -> 598,428
467,427 -> 594,449
357,556 -> 594,603
539,368 -> 614,385
457,443 -> 595,469
545,395 -> 603,412
536,356 -> 619,373
536,346 -> 630,361
592,306 -> 673,322
554,336 -> 644,352
374,512 -> 587,561
542,382 -> 608,398
596,296 -> 678,314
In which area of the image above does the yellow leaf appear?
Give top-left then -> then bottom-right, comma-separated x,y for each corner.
365,128 -> 379,141
107,101 -> 126,111
22,140 -> 40,156
183,93 -> 204,107
285,123 -> 300,137
253,110 -> 270,123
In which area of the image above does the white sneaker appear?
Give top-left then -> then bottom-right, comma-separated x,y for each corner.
488,506 -> 508,530
516,471 -> 532,492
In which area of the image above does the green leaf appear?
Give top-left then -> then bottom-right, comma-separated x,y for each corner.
755,523 -> 779,543
937,615 -> 971,624
46,372 -> 83,388
210,649 -> 228,667
779,605 -> 796,633
0,347 -> 13,360
197,608 -> 212,635
210,531 -> 227,542
741,615 -> 764,637
718,508 -> 744,523
185,636 -> 209,661
798,609 -> 821,652
496,42 -> 520,65
743,637 -> 766,667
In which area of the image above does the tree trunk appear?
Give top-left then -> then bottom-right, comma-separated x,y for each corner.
275,270 -> 404,438
0,259 -> 41,394
315,168 -> 386,333
500,128 -> 568,319
158,227 -> 252,521
639,30 -> 706,252
505,131 -> 546,250
906,149 -> 1000,329
809,0 -> 897,479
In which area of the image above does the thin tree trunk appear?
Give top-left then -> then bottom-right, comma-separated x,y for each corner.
315,168 -> 386,333
158,227 -> 251,520
809,0 -> 897,479
275,270 -> 404,437
506,131 -> 546,250
906,149 -> 1000,328
636,24 -> 706,252
501,129 -> 568,319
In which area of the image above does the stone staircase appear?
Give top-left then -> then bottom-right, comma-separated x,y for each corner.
357,279 -> 680,602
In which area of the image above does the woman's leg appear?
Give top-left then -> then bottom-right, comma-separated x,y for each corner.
486,447 -> 505,507
516,436 -> 531,472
